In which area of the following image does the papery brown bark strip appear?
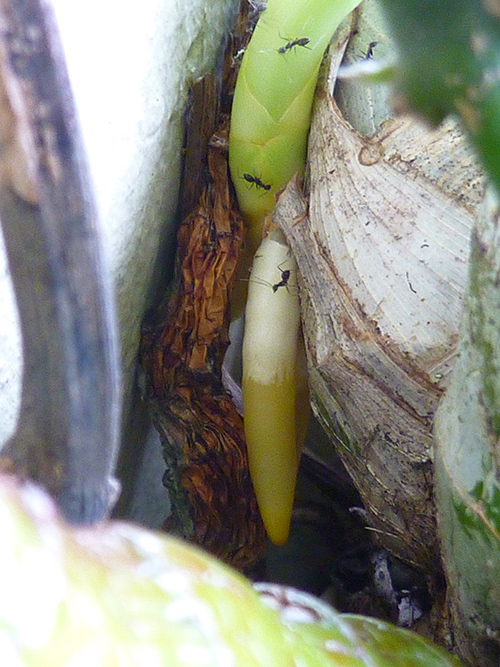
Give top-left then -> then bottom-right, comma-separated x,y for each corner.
140,29 -> 266,568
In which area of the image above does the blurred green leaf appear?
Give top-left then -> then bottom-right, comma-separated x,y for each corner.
0,474 -> 462,665
378,0 -> 500,193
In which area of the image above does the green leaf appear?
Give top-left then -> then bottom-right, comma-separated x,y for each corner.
0,475 -> 463,665
378,0 -> 500,193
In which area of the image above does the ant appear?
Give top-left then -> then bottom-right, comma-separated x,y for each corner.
277,36 -> 311,55
272,265 -> 291,292
364,41 -> 378,60
250,260 -> 295,294
241,172 -> 272,191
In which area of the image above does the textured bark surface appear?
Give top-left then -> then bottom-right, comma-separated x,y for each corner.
275,82 -> 484,573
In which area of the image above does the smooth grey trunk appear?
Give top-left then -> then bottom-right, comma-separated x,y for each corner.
0,0 -> 121,522
434,187 -> 500,666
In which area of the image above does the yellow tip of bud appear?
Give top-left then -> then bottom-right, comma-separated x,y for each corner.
243,377 -> 299,545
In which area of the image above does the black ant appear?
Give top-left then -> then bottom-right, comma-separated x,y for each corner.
272,265 -> 291,292
277,37 -> 311,55
241,173 -> 272,191
250,260 -> 295,294
364,41 -> 378,60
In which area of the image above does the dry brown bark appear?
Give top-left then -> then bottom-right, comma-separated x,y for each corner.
140,133 -> 266,569
140,1 -> 266,570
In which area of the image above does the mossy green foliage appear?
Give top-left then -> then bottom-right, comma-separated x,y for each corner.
436,439 -> 500,660
468,228 -> 500,438
468,479 -> 500,538
313,392 -> 357,456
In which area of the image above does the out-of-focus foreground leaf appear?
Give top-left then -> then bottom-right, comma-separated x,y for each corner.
378,0 -> 500,194
376,1 -> 500,664
0,473 -> 463,666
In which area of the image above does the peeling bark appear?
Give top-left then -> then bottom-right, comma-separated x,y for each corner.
140,4 -> 267,568
275,81 -> 483,573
